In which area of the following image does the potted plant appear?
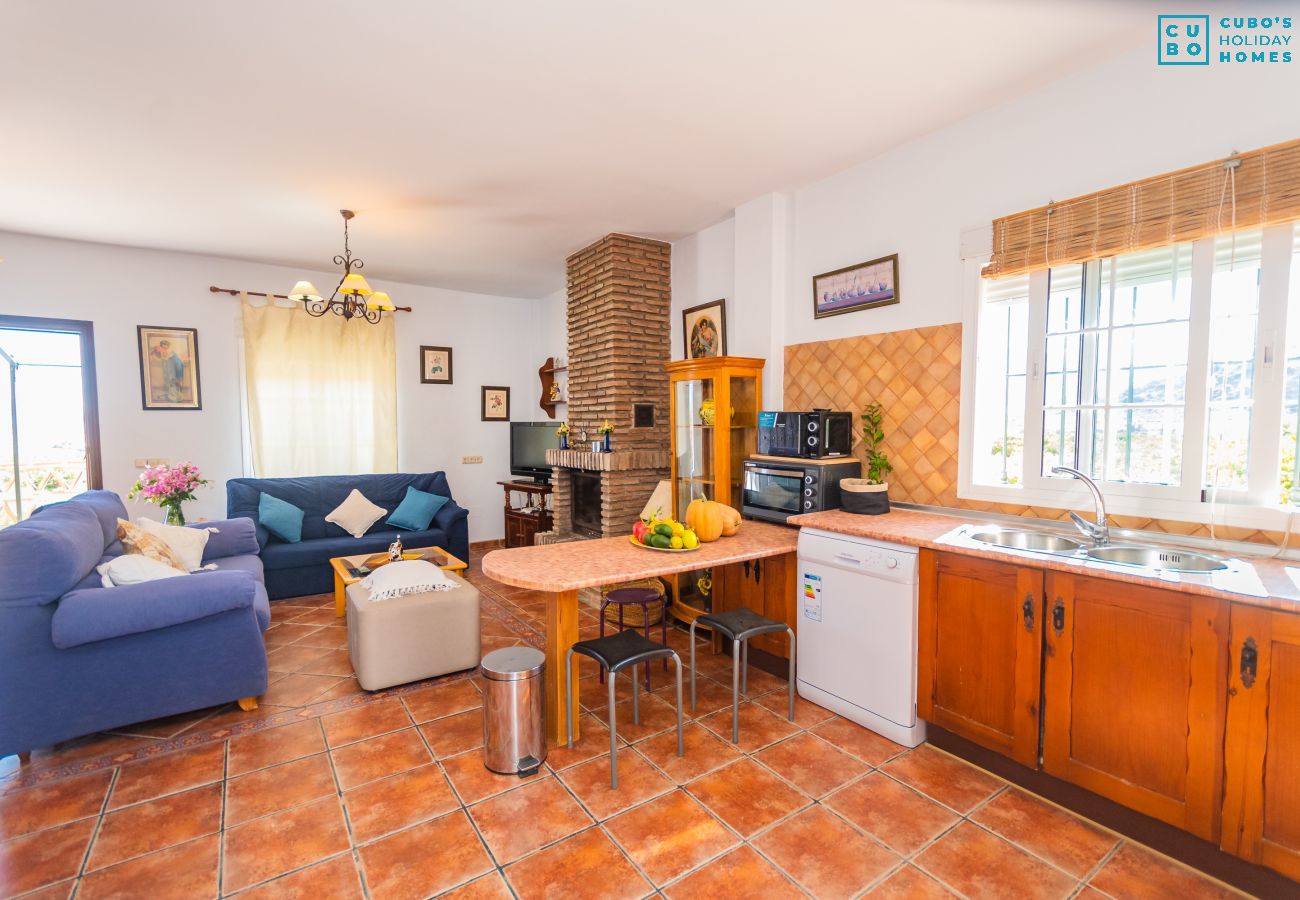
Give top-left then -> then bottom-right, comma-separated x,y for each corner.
127,461 -> 211,525
556,421 -> 570,450
598,419 -> 615,452
842,403 -> 893,515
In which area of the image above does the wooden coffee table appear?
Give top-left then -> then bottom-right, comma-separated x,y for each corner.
329,546 -> 468,618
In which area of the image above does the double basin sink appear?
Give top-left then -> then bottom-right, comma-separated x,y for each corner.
968,529 -> 1228,573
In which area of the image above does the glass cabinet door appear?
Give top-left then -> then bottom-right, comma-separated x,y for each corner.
674,376 -> 715,517
728,375 -> 758,505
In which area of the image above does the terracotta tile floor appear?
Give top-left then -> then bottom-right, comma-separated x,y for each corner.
0,552 -> 1252,899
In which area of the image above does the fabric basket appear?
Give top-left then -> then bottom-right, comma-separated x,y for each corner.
840,479 -> 890,515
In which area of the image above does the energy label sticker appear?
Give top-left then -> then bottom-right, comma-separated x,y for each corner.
802,573 -> 822,622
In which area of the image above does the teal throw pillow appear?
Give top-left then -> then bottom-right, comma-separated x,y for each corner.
386,486 -> 448,532
259,492 -> 305,543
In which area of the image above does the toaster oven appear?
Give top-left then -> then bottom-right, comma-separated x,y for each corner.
741,457 -> 863,524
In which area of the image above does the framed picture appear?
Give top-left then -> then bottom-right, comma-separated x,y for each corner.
420,345 -> 453,384
812,254 -> 900,319
481,385 -> 510,421
682,299 -> 727,359
137,325 -> 201,410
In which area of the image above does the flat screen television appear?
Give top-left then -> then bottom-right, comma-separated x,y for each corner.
510,421 -> 559,481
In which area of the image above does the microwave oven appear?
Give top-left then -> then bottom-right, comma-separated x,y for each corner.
741,457 -> 862,524
757,410 -> 853,458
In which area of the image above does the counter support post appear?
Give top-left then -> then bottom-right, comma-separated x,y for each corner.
545,588 -> 581,744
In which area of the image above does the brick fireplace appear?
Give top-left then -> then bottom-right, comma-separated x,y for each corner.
540,233 -> 671,541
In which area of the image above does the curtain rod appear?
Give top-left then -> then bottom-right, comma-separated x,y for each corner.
208,285 -> 413,312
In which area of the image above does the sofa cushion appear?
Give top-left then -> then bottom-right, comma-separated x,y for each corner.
97,554 -> 190,588
137,517 -> 211,571
51,570 -> 261,649
387,486 -> 448,532
0,502 -> 105,606
197,518 -> 260,563
259,493 -> 305,543
68,490 -> 129,546
259,529 -> 447,571
326,489 -> 388,539
116,519 -> 187,572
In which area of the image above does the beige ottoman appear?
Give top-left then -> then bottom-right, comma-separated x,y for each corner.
345,572 -> 481,691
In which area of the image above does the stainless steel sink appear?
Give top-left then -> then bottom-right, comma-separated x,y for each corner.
1085,545 -> 1228,572
969,530 -> 1085,553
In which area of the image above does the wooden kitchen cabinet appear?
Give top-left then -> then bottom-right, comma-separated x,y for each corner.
715,552 -> 797,658
1221,605 -> 1300,880
1041,571 -> 1229,841
917,550 -> 1043,767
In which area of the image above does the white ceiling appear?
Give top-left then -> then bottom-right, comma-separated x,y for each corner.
0,1 -> 1156,297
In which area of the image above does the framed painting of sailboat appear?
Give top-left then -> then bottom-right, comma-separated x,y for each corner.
812,253 -> 899,319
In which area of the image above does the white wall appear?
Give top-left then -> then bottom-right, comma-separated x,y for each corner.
0,230 -> 545,541
673,46 -> 1300,406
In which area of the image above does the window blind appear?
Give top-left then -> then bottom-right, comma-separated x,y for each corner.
985,137 -> 1300,279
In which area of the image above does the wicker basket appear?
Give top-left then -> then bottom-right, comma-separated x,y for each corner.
600,577 -> 667,627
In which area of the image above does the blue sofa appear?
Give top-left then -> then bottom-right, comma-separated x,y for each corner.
227,472 -> 470,600
0,490 -> 270,758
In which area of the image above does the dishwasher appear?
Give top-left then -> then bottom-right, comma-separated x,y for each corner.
796,528 -> 926,747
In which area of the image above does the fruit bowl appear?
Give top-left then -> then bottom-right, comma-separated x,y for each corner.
628,535 -> 698,552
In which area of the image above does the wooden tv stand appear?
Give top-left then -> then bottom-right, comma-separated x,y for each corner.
498,480 -> 553,548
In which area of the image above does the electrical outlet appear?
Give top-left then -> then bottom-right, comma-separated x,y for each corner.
134,458 -> 149,468
462,455 -> 483,465
134,457 -> 169,468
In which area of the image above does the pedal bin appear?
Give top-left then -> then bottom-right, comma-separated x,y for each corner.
480,646 -> 546,776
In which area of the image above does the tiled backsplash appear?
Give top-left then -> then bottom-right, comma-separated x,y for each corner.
784,323 -> 1289,548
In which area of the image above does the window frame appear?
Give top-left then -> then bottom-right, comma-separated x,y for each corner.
958,223 -> 1296,529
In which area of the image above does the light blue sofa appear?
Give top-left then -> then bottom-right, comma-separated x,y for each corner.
226,472 -> 470,600
0,490 -> 270,758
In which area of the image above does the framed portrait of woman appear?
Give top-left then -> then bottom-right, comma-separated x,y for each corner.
137,325 -> 201,410
682,299 -> 727,359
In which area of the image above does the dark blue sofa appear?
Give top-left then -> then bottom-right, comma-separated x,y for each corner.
226,472 -> 470,601
0,491 -> 270,758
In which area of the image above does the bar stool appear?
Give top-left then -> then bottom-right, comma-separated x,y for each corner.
690,608 -> 795,743
565,629 -> 684,788
599,586 -> 667,689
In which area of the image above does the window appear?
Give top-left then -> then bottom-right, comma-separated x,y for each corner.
0,316 -> 102,528
963,223 -> 1296,524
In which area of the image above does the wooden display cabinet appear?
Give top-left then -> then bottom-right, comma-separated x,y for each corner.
665,356 -> 764,626
498,480 -> 553,549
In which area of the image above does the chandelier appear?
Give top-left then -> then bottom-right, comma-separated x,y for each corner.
286,210 -> 395,325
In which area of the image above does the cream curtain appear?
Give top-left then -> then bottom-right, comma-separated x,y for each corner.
242,300 -> 397,477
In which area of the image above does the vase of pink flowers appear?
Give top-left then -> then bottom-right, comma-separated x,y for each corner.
127,461 -> 211,526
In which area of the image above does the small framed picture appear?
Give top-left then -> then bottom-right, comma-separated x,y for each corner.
682,299 -> 727,359
481,386 -> 510,421
812,254 -> 900,319
420,346 -> 453,384
137,325 -> 202,410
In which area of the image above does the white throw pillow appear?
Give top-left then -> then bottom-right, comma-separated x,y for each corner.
137,517 -> 213,572
326,489 -> 388,539
98,554 -> 189,588
361,559 -> 454,600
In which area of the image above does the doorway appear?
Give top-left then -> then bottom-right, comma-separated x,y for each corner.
0,315 -> 102,527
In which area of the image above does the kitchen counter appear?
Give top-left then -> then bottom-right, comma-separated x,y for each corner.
481,521 -> 799,743
790,508 -> 1300,615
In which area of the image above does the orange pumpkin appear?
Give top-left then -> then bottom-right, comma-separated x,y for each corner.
717,504 -> 742,536
685,498 -> 725,542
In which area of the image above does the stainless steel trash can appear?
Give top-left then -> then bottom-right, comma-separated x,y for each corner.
480,646 -> 546,776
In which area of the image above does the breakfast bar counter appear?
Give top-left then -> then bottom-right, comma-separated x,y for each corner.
482,522 -> 798,742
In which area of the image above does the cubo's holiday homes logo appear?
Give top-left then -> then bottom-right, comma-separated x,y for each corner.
1158,15 -> 1209,64
1159,14 -> 1294,65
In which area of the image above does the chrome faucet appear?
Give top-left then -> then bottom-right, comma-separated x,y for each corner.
1051,466 -> 1110,546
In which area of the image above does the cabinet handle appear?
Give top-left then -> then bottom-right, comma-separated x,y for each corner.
1021,593 -> 1035,632
1052,597 -> 1065,636
743,560 -> 751,579
754,559 -> 762,585
1240,637 -> 1258,689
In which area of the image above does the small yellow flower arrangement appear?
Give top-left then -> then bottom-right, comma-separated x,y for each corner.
597,419 -> 615,436
556,421 -> 571,436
